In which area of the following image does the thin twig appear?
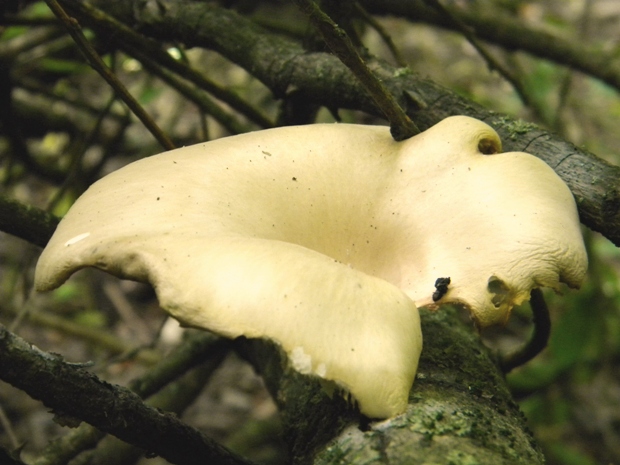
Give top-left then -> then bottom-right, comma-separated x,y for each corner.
0,26 -> 67,61
31,332 -> 230,465
0,66 -> 66,184
553,0 -> 594,132
1,301 -> 160,363
500,288 -> 551,373
44,0 -> 176,151
0,324 -> 252,465
135,49 -> 253,134
355,2 -> 407,67
293,0 -> 419,140
59,0 -> 274,129
45,94 -> 118,211
423,0 -> 533,109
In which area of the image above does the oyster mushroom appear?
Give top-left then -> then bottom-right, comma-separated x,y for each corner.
35,116 -> 587,418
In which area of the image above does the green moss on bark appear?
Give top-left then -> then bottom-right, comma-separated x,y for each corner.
0,195 -> 58,247
312,306 -> 543,465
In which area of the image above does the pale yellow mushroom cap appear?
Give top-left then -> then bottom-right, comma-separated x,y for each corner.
35,115 -> 587,418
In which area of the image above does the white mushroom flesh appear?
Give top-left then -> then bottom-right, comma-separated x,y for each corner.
35,116 -> 587,418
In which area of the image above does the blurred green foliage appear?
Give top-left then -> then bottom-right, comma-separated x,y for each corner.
508,232 -> 620,464
2,1 -> 620,464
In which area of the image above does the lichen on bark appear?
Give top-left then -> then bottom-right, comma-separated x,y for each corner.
240,305 -> 543,465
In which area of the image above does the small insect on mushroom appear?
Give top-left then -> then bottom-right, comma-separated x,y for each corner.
432,277 -> 451,302
34,116 -> 588,419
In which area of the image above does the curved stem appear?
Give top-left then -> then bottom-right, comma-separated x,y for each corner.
500,288 -> 551,373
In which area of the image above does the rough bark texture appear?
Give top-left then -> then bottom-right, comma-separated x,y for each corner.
3,2 -> 614,464
316,307 -> 543,465
0,195 -> 59,248
0,325 -> 251,465
239,306 -> 543,465
1,304 -> 541,465
235,338 -> 359,464
76,0 -> 620,247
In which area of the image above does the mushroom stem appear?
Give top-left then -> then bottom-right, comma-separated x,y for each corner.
500,288 -> 551,373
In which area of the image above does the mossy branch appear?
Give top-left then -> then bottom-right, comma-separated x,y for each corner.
0,324 -> 250,465
79,0 -> 620,247
361,0 -> 620,94
32,331 -> 230,465
0,195 -> 59,248
238,307 -> 545,464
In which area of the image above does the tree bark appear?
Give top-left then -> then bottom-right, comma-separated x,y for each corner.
316,308 -> 543,464
236,306 -> 544,465
0,306 -> 543,465
0,195 -> 59,248
74,0 -> 620,247
2,2 -> 613,464
0,325 -> 249,465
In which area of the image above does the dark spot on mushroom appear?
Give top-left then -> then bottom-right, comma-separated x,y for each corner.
488,275 -> 510,308
478,137 -> 500,155
432,277 -> 451,302
292,177 -> 297,181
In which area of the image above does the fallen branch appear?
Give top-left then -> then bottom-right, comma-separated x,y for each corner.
0,324 -> 255,465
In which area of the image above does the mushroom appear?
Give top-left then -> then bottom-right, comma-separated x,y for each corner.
34,116 -> 587,418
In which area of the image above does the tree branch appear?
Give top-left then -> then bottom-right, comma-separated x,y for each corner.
421,0 -> 533,109
44,0 -> 176,151
31,331 -> 230,465
82,0 -> 620,247
237,307 -> 545,465
0,324 -> 254,465
361,0 -> 620,94
58,0 -> 274,130
292,0 -> 419,140
1,302 -> 160,363
0,195 -> 59,248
